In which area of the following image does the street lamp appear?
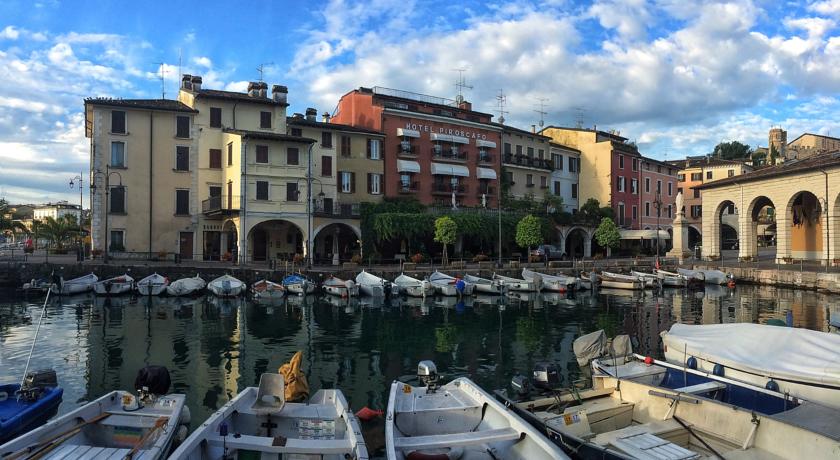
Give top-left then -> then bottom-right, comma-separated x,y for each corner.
654,190 -> 663,268
294,175 -> 325,267
69,172 -> 85,261
91,166 -> 123,264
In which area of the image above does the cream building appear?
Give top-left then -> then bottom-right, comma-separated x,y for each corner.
768,127 -> 840,161
33,202 -> 82,222
500,125 -> 555,202
549,143 -> 581,212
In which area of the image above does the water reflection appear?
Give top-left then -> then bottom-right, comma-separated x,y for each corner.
0,284 -> 837,454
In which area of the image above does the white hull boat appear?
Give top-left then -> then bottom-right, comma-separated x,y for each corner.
282,274 -> 316,295
464,274 -> 506,295
600,271 -> 645,290
662,322 -> 840,409
647,268 -> 688,287
678,267 -> 732,285
493,273 -> 540,292
386,361 -> 568,460
93,274 -> 134,296
166,275 -> 205,296
393,274 -> 434,297
136,273 -> 169,296
322,276 -> 359,298
208,274 -> 245,297
251,279 -> 285,300
21,278 -> 56,292
355,270 -> 395,297
577,272 -> 598,290
522,268 -> 577,292
170,373 -> 368,460
57,273 -> 98,295
429,271 -> 475,296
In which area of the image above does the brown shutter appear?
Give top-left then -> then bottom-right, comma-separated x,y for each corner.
321,156 -> 332,176
350,172 -> 356,193
366,139 -> 371,159
366,173 -> 371,193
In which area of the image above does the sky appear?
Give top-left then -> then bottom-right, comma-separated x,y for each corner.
1,0 -> 840,207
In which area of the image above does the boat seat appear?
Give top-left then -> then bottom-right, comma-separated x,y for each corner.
99,413 -> 160,428
205,433 -> 353,454
671,381 -> 726,395
46,444 -> 152,460
250,373 -> 285,415
393,427 -> 520,450
611,432 -> 699,460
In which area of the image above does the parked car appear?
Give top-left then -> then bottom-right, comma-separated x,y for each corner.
530,244 -> 565,260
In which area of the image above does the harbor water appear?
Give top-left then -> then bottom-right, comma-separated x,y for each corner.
0,284 -> 838,454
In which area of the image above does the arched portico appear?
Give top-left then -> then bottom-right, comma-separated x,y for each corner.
313,222 -> 361,265
246,219 -> 304,263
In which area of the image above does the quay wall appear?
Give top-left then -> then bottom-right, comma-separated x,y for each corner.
690,263 -> 840,294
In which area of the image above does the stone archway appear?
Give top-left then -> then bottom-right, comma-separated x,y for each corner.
744,195 -> 775,262
687,225 -> 702,249
785,191 -> 823,262
564,227 -> 589,259
313,222 -> 360,265
247,219 -> 304,263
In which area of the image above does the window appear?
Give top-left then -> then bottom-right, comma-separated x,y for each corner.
538,149 -> 544,160
553,181 -> 561,194
693,189 -> 700,198
632,158 -> 638,171
516,145 -> 523,155
176,116 -> 190,138
631,178 -> 638,194
668,182 -> 673,196
256,181 -> 269,200
504,143 -> 512,155
677,187 -> 683,195
175,189 -> 190,215
111,110 -> 126,134
656,180 -> 662,193
367,139 -> 381,159
527,147 -> 534,158
678,173 -> 685,182
256,145 -> 269,164
691,205 -> 702,218
617,176 -> 625,192
287,147 -> 299,165
691,172 -> 702,181
645,201 -> 650,217
321,131 -> 333,148
368,173 -> 382,194
210,107 -> 222,128
506,171 -> 514,184
728,169 -> 735,177
645,177 -> 650,193
209,149 -> 222,169
540,176 -> 547,188
321,155 -> 332,176
632,205 -> 638,220
110,186 -> 126,214
227,143 -> 233,166
109,230 -> 124,251
569,157 -> 577,173
657,165 -> 662,173
667,205 -> 672,218
340,171 -> 353,193
706,171 -> 713,180
175,146 -> 189,171
290,127 -> 302,137
619,155 -> 624,169
111,141 -> 125,168
617,203 -> 625,226
341,136 -> 351,157
571,183 -> 578,198
286,182 -> 298,201
554,154 -> 563,170
209,185 -> 221,198
260,111 -> 271,129
526,174 -> 534,187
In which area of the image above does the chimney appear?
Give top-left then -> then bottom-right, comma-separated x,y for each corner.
322,112 -> 331,123
181,74 -> 193,91
272,85 -> 288,104
190,75 -> 202,91
458,100 -> 472,111
293,113 -> 304,119
258,82 -> 268,98
531,125 -> 536,133
247,82 -> 260,97
305,108 -> 317,122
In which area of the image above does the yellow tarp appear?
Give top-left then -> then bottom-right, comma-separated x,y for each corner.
278,351 -> 309,402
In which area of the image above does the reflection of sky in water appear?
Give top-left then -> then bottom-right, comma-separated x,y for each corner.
0,284 -> 837,454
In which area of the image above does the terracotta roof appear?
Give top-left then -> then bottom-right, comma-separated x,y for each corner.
695,152 -> 840,189
196,89 -> 288,106
670,157 -> 751,169
286,117 -> 384,135
789,132 -> 840,145
223,129 -> 315,143
539,125 -> 628,142
84,98 -> 197,113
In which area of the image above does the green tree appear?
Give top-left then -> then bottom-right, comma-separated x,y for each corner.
515,214 -> 543,257
0,199 -> 28,239
713,141 -> 752,160
543,192 -> 564,214
434,216 -> 457,266
579,198 -> 602,225
751,150 -> 767,166
38,215 -> 79,253
594,217 -> 621,256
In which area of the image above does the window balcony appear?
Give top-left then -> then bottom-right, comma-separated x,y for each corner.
397,181 -> 420,193
399,142 -> 416,156
477,151 -> 494,164
503,153 -> 552,170
202,195 -> 240,216
314,202 -> 360,218
431,147 -> 467,161
432,183 -> 467,195
477,186 -> 495,196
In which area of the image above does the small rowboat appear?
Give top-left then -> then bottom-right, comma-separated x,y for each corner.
136,273 -> 169,296
393,274 -> 434,297
20,278 -> 55,293
493,273 -> 540,292
322,276 -> 359,298
522,268 -> 577,292
678,267 -> 733,285
251,279 -> 285,300
282,274 -> 316,296
93,274 -> 135,296
355,270 -> 395,297
166,275 -> 205,296
600,271 -> 645,290
429,271 -> 475,296
463,274 -> 506,295
57,273 -> 98,295
0,370 -> 63,444
656,268 -> 698,288
208,275 -> 245,298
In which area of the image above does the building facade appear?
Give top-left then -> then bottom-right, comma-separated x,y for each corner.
331,87 -> 502,208
768,127 -> 840,161
549,143 -> 581,213
33,202 -> 82,222
500,126 -> 554,202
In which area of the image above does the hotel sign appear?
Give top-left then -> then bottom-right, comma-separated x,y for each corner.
404,122 -> 488,140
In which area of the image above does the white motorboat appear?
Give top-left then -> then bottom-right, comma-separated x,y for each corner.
577,272 -> 598,290
170,373 -> 368,460
136,273 -> 169,296
599,271 -> 645,290
656,268 -> 698,287
166,275 -> 205,296
678,267 -> 733,285
464,274 -> 506,295
251,279 -> 285,300
208,274 -> 245,298
386,361 -> 568,460
393,274 -> 434,297
493,273 -> 540,292
662,322 -> 840,409
93,274 -> 134,296
429,271 -> 475,296
0,366 -> 188,460
355,270 -> 396,297
282,274 -> 316,295
521,268 -> 577,292
629,270 -> 662,288
57,273 -> 98,295
322,276 -> 359,298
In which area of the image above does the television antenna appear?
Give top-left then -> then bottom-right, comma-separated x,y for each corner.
573,107 -> 586,128
495,89 -> 508,125
154,62 -> 166,98
535,98 -> 549,128
453,68 -> 472,103
256,62 -> 274,82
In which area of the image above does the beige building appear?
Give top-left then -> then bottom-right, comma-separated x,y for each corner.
33,201 -> 82,222
501,126 -> 554,202
768,127 -> 840,161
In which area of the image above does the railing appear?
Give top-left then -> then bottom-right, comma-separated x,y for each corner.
503,153 -> 552,170
477,152 -> 494,163
431,148 -> 467,161
314,202 -> 361,218
477,187 -> 495,196
397,181 -> 420,193
399,143 -> 416,155
432,183 -> 467,194
202,195 -> 240,214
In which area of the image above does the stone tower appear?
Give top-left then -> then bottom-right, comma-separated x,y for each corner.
769,127 -> 787,160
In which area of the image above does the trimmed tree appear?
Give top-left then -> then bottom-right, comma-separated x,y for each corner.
594,217 -> 621,257
434,216 -> 457,266
515,214 -> 543,261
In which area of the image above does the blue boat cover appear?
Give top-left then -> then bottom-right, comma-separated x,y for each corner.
282,274 -> 307,285
0,384 -> 63,443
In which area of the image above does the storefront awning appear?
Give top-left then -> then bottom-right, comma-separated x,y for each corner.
431,133 -> 469,144
396,128 -> 420,138
620,229 -> 671,240
431,163 -> 470,177
397,160 -> 421,173
476,167 -> 497,180
476,139 -> 497,148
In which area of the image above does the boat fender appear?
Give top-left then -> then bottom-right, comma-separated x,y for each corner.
355,406 -> 384,421
179,404 -> 191,425
765,380 -> 780,392
455,279 -> 466,294
175,425 -> 188,444
727,280 -> 736,288
644,356 -> 654,366
406,447 -> 465,460
686,357 -> 698,370
712,364 -> 725,377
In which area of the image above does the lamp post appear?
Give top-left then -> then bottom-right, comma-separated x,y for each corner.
69,172 -> 85,261
654,190 -> 662,267
295,174 -> 325,268
91,166 -> 123,264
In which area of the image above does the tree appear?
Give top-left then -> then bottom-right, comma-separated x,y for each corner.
713,141 -> 752,160
434,216 -> 457,266
515,214 -> 543,258
594,217 -> 621,256
0,199 -> 27,241
543,192 -> 564,214
579,198 -> 603,225
38,215 -> 79,253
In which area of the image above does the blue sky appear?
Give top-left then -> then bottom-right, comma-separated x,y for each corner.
2,0 -> 840,206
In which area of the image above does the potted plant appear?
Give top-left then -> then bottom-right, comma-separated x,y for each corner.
350,254 -> 362,264
411,253 -> 424,264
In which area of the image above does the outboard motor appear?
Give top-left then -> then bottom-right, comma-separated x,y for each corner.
417,360 -> 439,392
135,365 -> 171,402
533,362 -> 560,391
19,369 -> 58,401
511,373 -> 531,399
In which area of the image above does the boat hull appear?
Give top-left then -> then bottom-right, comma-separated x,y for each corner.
166,277 -> 205,296
493,275 -> 538,292
0,384 -> 63,445
599,278 -> 644,290
93,279 -> 134,296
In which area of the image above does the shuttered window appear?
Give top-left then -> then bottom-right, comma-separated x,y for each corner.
256,145 -> 269,164
340,136 -> 351,157
287,183 -> 298,201
176,116 -> 190,138
210,107 -> 222,128
227,143 -> 233,166
111,111 -> 126,134
175,189 -> 190,215
256,181 -> 269,200
209,149 -> 222,169
260,111 -> 271,129
321,156 -> 332,176
322,131 -> 332,148
110,186 -> 126,213
175,146 -> 189,171
287,147 -> 299,165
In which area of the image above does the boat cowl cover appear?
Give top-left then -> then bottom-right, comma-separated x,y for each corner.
135,365 -> 171,395
573,330 -> 607,367
610,335 -> 633,360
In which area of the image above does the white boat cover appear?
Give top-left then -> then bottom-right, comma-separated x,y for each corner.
167,275 -> 205,295
522,268 -> 576,285
137,273 -> 167,287
663,323 -> 840,387
356,270 -> 386,286
464,274 -> 491,285
394,274 -> 422,286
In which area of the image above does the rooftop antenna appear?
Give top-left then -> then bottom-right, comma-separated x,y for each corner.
495,89 -> 508,125
178,48 -> 182,80
573,107 -> 585,129
154,62 -> 166,98
535,98 -> 549,128
453,68 -> 472,103
256,62 -> 274,82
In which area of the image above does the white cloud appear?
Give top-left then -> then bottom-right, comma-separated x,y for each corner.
809,0 -> 840,16
0,26 -> 20,40
588,0 -> 652,42
193,56 -> 212,68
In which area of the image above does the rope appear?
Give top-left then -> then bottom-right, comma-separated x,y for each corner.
20,270 -> 54,388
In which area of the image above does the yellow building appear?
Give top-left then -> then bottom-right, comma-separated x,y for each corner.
768,127 -> 840,161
